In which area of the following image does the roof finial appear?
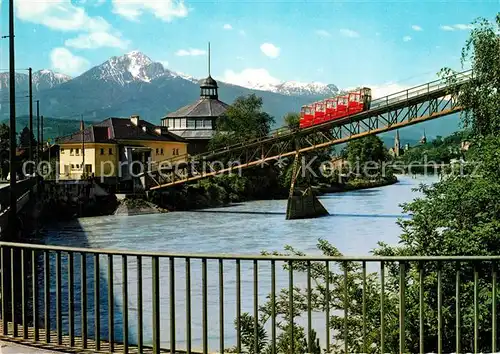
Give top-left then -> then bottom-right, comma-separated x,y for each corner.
208,41 -> 211,77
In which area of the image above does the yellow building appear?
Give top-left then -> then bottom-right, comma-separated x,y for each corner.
57,115 -> 187,186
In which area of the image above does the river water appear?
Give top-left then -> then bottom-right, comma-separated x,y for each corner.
40,175 -> 437,352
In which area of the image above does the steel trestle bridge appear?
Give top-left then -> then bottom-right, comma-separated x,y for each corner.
146,70 -> 472,190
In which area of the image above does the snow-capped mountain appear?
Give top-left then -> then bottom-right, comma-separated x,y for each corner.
0,69 -> 71,91
272,81 -> 338,96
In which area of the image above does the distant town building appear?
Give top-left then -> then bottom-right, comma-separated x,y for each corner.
57,115 -> 187,188
161,43 -> 229,155
420,129 -> 427,144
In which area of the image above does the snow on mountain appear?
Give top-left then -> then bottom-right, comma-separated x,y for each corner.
83,51 -> 166,85
0,70 -> 71,91
274,81 -> 339,96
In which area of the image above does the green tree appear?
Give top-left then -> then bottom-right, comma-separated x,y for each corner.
439,14 -> 500,136
283,112 -> 300,130
344,135 -> 388,177
209,94 -> 275,150
18,126 -> 37,150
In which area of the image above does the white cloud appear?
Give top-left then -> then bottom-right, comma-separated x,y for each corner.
111,0 -> 188,22
220,68 -> 281,88
65,31 -> 129,49
175,48 -> 206,56
440,25 -> 455,31
15,0 -> 111,32
339,28 -> 360,38
440,24 -> 474,31
260,43 -> 280,58
411,25 -> 423,31
50,47 -> 90,76
223,24 -> 232,30
403,36 -> 412,42
315,29 -> 331,37
367,82 -> 411,99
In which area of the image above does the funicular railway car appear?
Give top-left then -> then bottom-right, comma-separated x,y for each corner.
299,87 -> 372,129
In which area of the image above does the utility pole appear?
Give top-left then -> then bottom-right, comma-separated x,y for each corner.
36,100 -> 40,166
28,68 -> 33,174
40,115 -> 44,163
8,0 -> 17,238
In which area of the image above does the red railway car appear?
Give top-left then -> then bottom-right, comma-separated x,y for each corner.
299,87 -> 372,129
299,105 -> 314,128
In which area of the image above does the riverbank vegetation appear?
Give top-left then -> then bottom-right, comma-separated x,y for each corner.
228,14 -> 500,353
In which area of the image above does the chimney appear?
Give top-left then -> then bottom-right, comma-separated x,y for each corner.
107,127 -> 112,139
130,115 -> 140,126
155,126 -> 168,135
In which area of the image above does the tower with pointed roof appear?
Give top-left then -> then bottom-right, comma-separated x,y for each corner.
420,129 -> 427,144
161,42 -> 229,155
394,130 -> 401,157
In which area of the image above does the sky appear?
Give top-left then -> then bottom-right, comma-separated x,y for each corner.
0,0 -> 498,94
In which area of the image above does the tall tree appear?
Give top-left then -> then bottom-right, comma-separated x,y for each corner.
439,14 -> 500,136
209,94 -> 275,150
18,126 -> 37,150
283,112 -> 300,130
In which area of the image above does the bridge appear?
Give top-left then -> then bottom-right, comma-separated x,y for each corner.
0,178 -> 38,238
145,70 -> 471,192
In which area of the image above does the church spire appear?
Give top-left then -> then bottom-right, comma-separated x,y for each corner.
420,129 -> 427,144
394,130 -> 401,157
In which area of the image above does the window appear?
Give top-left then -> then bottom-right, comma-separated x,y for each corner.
71,164 -> 75,169
75,148 -> 80,156
76,164 -> 80,169
203,120 -> 212,129
61,148 -> 65,154
156,148 -> 159,155
70,149 -> 74,156
173,148 -> 180,156
187,119 -> 196,129
100,148 -> 104,155
109,148 -> 113,155
161,148 -> 164,155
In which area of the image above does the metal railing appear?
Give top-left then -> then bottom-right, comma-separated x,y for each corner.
0,241 -> 498,353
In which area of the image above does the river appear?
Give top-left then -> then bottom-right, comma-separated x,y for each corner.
40,174 -> 438,352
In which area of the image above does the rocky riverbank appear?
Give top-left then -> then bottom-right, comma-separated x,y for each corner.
114,198 -> 168,216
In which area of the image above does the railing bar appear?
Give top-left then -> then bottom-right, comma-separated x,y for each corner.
399,262 -> 406,354
137,256 -> 143,354
44,250 -> 50,344
344,262 -> 348,354
68,252 -> 74,347
122,255 -> 128,354
419,261 -> 424,354
380,261 -> 385,354
11,247 -> 17,337
21,248 -> 27,339
493,262 -> 497,353
456,262 -> 461,354
32,249 -> 39,341
170,257 -> 176,354
236,259 -> 241,354
271,260 -> 276,354
253,259 -> 259,353
152,256 -> 160,354
81,253 -> 87,349
437,262 -> 442,354
0,247 -> 5,336
185,258 -> 191,354
94,254 -> 100,351
307,260 -> 312,354
202,258 -> 208,354
288,260 -> 294,354
325,260 -> 330,352
474,263 -> 479,354
362,261 -> 366,353
218,259 -> 224,354
56,251 -> 62,345
108,254 -> 114,352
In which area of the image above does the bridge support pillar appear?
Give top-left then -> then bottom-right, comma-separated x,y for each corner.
285,151 -> 329,220
286,187 -> 329,220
